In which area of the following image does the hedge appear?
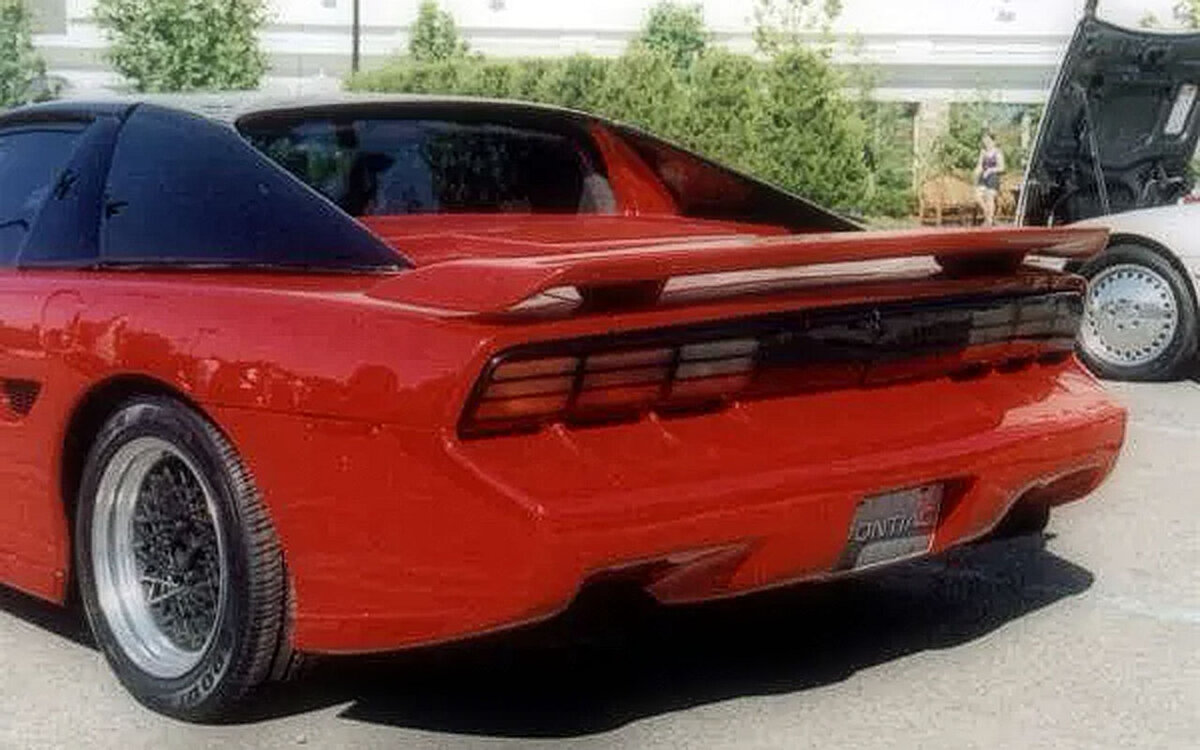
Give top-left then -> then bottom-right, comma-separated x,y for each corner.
348,48 -> 916,217
95,0 -> 268,92
0,0 -> 45,108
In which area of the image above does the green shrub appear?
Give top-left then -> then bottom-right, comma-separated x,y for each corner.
935,100 -> 1042,175
506,58 -> 558,100
460,59 -> 519,98
858,100 -> 917,217
409,0 -> 470,62
350,2 -> 920,217
594,51 -> 685,138
752,0 -> 844,54
95,0 -> 268,92
677,49 -> 764,169
351,49 -> 883,214
632,2 -> 709,70
1175,0 -> 1200,28
540,55 -> 612,112
0,0 -> 45,107
754,48 -> 869,209
399,59 -> 468,95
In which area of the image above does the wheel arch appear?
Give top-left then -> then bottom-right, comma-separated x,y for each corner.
63,375 -> 302,713
1105,232 -> 1200,322
1075,232 -> 1200,380
58,375 -> 220,598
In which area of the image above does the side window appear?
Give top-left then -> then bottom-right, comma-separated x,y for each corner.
616,126 -> 858,232
101,105 -> 401,269
0,126 -> 85,264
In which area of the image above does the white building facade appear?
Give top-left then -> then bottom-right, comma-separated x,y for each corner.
27,0 -> 1171,102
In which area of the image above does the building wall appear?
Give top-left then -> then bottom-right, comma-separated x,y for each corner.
28,0 -> 1161,102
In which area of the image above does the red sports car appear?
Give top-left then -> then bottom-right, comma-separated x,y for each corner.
0,98 -> 1124,720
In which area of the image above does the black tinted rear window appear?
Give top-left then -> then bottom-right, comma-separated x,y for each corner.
0,126 -> 85,264
242,118 -> 616,216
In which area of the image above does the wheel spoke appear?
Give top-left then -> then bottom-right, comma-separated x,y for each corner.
92,436 -> 226,679
145,582 -> 193,606
1082,263 -> 1179,367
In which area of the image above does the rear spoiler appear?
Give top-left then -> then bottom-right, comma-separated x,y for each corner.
369,226 -> 1109,315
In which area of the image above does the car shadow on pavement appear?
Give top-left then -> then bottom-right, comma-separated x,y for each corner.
0,586 -> 94,648
237,533 -> 1092,738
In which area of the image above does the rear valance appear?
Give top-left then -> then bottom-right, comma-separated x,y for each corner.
368,227 -> 1108,315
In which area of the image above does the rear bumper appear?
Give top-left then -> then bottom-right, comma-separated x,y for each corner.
542,414 -> 1119,607
213,360 -> 1124,654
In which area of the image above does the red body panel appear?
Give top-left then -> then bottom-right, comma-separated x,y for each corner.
213,361 -> 1121,653
0,215 -> 1124,654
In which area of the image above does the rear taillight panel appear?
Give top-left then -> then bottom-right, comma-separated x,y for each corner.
460,291 -> 1082,438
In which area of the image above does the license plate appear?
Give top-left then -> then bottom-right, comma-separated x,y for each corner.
838,484 -> 943,571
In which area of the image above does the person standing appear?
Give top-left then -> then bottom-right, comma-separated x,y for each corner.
973,131 -> 1006,226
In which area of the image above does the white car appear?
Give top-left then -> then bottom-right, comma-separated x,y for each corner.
1019,14 -> 1200,380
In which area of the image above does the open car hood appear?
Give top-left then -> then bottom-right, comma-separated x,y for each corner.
1019,17 -> 1200,226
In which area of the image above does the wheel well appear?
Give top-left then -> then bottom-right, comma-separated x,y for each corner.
60,376 -> 200,538
1107,233 -> 1200,320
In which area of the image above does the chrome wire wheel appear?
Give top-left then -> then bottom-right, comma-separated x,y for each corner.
91,436 -> 228,680
1081,262 -> 1179,368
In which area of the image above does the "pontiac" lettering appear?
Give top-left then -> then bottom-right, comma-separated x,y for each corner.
854,511 -> 916,540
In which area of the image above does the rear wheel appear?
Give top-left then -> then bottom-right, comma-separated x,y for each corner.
75,397 -> 289,721
1077,241 -> 1197,380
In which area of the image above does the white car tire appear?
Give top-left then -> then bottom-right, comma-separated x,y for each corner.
1077,241 -> 1198,380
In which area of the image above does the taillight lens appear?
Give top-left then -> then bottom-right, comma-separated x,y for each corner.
459,292 -> 1082,438
464,337 -> 761,435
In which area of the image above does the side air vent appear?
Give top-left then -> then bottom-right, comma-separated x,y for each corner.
3,379 -> 42,418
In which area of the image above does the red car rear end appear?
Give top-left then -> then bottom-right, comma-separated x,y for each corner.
216,215 -> 1124,653
0,98 -> 1124,719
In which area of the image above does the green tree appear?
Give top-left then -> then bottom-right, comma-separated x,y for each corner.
540,55 -> 611,111
348,7 -> 906,215
595,50 -> 685,138
752,0 -> 843,55
933,99 -> 1041,176
857,100 -> 917,216
1176,0 -> 1200,28
409,0 -> 470,62
0,0 -> 46,107
632,2 -> 708,70
754,48 -> 868,210
95,0 -> 268,92
678,50 -> 763,166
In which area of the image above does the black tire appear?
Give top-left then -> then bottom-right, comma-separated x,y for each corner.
74,396 -> 289,722
1077,241 -> 1198,381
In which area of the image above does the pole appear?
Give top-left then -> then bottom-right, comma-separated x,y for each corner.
351,0 -> 362,73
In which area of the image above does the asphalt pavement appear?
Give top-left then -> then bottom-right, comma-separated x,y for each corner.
2,380 -> 1197,749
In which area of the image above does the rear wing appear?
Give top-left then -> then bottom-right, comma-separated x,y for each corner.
370,226 -> 1109,315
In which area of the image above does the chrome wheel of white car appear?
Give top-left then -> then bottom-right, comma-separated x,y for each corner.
1077,242 -> 1198,381
1081,263 -> 1178,368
